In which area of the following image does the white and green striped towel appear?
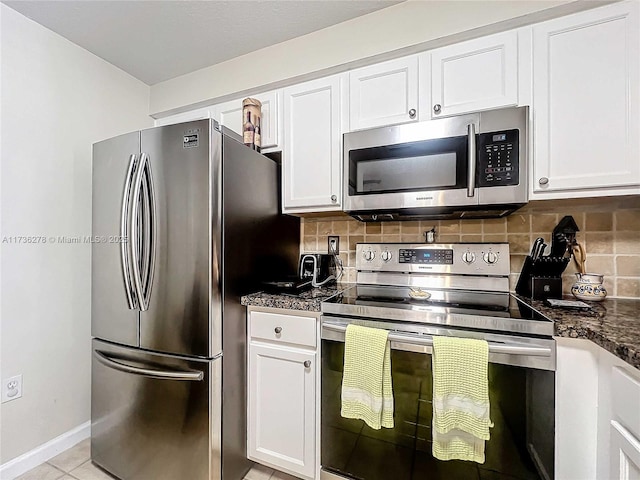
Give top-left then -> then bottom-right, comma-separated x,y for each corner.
341,324 -> 394,430
432,336 -> 493,463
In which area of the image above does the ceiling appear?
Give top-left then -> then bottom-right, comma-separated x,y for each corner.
3,0 -> 403,85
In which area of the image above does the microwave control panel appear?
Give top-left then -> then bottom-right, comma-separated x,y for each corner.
477,129 -> 519,187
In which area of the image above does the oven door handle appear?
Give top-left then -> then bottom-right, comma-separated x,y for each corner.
321,322 -> 552,357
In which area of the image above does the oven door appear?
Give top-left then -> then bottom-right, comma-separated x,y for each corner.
343,113 -> 480,214
320,318 -> 555,480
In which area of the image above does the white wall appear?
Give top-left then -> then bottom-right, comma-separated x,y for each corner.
149,0 -> 603,116
0,4 -> 152,464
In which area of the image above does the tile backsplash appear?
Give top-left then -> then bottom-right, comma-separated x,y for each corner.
300,196 -> 640,299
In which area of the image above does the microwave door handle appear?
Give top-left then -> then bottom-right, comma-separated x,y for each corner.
467,123 -> 476,198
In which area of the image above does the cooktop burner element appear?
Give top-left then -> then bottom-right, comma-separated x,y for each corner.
322,243 -> 554,337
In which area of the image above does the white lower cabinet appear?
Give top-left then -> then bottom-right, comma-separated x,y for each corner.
247,309 -> 319,479
611,421 -> 640,480
556,337 -> 640,480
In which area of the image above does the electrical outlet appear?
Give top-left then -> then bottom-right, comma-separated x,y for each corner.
328,236 -> 339,254
2,374 -> 22,403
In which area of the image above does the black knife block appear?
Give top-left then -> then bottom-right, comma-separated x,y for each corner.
515,255 -> 570,299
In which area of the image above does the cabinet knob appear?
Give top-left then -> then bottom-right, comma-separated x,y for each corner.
433,104 -> 442,114
330,194 -> 337,203
408,108 -> 417,119
274,326 -> 282,334
538,177 -> 549,186
304,360 -> 311,368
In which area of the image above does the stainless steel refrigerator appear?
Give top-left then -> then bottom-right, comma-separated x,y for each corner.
90,119 -> 300,480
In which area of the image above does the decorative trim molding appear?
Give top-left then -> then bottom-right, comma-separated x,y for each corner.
0,421 -> 90,480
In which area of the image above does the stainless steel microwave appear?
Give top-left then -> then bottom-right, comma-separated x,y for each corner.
343,106 -> 529,221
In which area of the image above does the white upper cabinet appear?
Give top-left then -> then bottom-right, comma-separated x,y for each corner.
282,74 -> 346,213
212,91 -> 281,151
349,56 -> 419,130
424,30 -> 519,119
532,1 -> 640,197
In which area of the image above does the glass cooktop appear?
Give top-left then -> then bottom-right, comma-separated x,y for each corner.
322,285 -> 553,337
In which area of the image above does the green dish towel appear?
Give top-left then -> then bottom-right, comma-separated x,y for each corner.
432,336 -> 493,463
341,324 -> 394,430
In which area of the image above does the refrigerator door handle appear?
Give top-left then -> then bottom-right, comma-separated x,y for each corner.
130,153 -> 148,311
94,350 -> 204,381
120,154 -> 138,310
142,158 -> 157,310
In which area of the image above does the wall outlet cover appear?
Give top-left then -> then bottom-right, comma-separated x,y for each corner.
328,236 -> 339,254
2,374 -> 23,403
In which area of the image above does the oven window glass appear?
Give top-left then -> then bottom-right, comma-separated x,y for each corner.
348,136 -> 468,195
321,340 -> 554,480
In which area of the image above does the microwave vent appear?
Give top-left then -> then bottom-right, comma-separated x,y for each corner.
348,204 -> 525,222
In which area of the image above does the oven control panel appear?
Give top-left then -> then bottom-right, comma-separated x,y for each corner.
357,243 -> 510,276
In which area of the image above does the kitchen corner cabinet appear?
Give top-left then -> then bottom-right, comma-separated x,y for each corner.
610,366 -> 640,479
349,56 -> 419,130
422,30 -> 519,120
555,337 -> 640,480
247,309 -> 319,479
282,74 -> 346,213
211,91 -> 282,151
531,1 -> 640,198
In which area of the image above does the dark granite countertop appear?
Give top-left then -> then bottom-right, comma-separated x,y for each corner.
241,283 -> 351,312
243,286 -> 639,370
517,295 -> 640,370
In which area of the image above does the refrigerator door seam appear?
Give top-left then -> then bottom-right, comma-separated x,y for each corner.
143,158 -> 157,310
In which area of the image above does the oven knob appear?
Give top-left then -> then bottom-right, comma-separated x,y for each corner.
381,251 -> 392,262
363,250 -> 375,262
483,251 -> 499,264
462,251 -> 476,264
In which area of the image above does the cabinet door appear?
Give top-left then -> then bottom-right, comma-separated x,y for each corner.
429,30 -> 518,118
212,91 -> 281,150
611,421 -> 640,480
282,75 -> 344,212
532,1 -> 640,194
349,56 -> 418,130
248,342 -> 316,479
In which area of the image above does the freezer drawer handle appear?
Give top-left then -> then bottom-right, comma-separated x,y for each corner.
94,350 -> 204,381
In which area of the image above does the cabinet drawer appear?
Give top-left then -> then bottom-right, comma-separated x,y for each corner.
250,312 -> 316,348
612,366 -> 640,439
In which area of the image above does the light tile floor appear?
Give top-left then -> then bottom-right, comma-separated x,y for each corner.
15,439 -> 298,480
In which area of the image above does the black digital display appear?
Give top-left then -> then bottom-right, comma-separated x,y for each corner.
493,133 -> 507,141
399,249 -> 453,264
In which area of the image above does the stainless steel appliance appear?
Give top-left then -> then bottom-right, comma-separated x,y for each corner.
91,119 -> 300,480
321,242 -> 555,480
343,106 -> 529,221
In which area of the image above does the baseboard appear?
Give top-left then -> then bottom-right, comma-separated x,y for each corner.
0,421 -> 90,480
